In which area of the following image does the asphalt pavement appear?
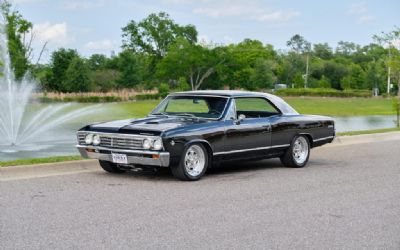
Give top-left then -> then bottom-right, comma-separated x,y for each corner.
1,132 -> 400,250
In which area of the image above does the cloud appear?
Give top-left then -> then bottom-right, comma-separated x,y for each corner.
32,22 -> 71,46
255,10 -> 300,22
347,2 -> 375,24
347,2 -> 368,15
84,39 -> 115,50
12,0 -> 43,3
162,0 -> 210,4
223,35 -> 234,44
193,3 -> 300,23
60,0 -> 105,10
358,15 -> 375,23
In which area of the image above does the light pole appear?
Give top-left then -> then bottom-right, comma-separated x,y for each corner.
305,53 -> 309,88
387,44 -> 392,94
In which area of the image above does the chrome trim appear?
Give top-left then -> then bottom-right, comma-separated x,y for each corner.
77,131 -> 160,140
313,136 -> 335,142
76,145 -> 170,167
169,94 -> 230,99
76,131 -> 163,150
213,144 -> 290,156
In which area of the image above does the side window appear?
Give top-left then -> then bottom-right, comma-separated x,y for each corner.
225,99 -> 236,120
235,97 -> 280,118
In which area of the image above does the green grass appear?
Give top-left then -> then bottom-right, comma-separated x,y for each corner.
109,97 -> 395,119
107,100 -> 160,119
284,97 -> 395,116
337,127 -> 400,136
0,155 -> 84,167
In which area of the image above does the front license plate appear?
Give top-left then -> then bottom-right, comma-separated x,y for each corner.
111,153 -> 128,164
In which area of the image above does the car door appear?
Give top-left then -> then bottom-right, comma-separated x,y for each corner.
221,97 -> 279,160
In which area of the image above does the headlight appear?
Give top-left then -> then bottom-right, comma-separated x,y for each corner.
92,134 -> 100,145
142,138 -> 152,149
85,134 -> 94,144
152,138 -> 163,150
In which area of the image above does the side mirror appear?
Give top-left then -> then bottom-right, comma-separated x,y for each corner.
236,114 -> 246,124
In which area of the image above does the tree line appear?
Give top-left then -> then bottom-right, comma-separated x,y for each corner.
2,2 -> 400,96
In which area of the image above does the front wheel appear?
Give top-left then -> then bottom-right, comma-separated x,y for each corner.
280,135 -> 310,168
99,160 -> 126,173
171,143 -> 208,181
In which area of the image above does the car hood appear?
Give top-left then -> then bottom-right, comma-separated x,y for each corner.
85,116 -> 208,136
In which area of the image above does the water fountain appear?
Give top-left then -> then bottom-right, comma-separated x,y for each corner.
0,20 -> 97,157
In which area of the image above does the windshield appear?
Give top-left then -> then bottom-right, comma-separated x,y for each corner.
150,95 -> 228,119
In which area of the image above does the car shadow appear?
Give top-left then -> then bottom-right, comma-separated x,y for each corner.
92,158 -> 286,182
208,158 -> 283,176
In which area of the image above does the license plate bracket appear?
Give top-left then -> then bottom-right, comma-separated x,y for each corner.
111,153 -> 128,164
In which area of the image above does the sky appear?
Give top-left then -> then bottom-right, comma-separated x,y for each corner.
11,0 -> 400,63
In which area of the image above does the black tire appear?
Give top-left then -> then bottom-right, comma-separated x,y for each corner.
280,135 -> 310,168
171,143 -> 209,181
99,160 -> 126,173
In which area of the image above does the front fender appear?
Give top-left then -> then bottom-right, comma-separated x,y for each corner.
163,137 -> 214,166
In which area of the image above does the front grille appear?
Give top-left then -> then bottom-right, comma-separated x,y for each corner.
99,136 -> 143,149
77,132 -> 145,150
77,133 -> 86,144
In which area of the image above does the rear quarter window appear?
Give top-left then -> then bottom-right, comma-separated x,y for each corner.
235,98 -> 279,113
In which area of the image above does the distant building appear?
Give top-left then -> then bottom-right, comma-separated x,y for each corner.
274,84 -> 287,91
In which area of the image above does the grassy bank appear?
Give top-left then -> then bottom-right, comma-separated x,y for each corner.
336,127 -> 400,136
284,97 -> 394,116
0,156 -> 83,167
108,97 -> 395,119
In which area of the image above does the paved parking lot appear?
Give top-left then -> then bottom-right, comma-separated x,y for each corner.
1,133 -> 400,249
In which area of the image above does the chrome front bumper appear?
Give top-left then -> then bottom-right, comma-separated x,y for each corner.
76,145 -> 170,167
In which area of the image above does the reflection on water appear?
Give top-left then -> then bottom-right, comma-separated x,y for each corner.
333,115 -> 396,133
0,106 -> 397,161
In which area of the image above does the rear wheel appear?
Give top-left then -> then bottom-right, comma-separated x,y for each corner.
280,135 -> 310,168
171,143 -> 208,181
99,160 -> 126,173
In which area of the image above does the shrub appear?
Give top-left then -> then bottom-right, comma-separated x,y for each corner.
274,88 -> 371,98
38,95 -> 122,103
158,83 -> 170,97
134,93 -> 163,100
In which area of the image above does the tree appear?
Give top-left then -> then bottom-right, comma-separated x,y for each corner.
287,34 -> 311,88
214,39 -> 276,89
287,34 -> 311,54
1,0 -> 33,79
87,54 -> 108,71
64,57 -> 91,92
374,27 -> 400,96
122,12 -> 197,59
116,50 -> 143,88
336,41 -> 359,56
157,38 -> 216,90
251,59 -> 275,89
48,48 -> 79,91
313,43 -> 333,60
91,69 -> 119,92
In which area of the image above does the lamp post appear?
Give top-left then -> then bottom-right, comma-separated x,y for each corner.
387,44 -> 392,94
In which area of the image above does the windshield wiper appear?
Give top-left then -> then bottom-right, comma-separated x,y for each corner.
151,112 -> 169,117
175,113 -> 197,118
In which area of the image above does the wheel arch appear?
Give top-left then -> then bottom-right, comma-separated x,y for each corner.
297,133 -> 313,148
183,139 -> 214,164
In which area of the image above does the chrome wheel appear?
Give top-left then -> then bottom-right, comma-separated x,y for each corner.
292,136 -> 309,165
184,145 -> 206,177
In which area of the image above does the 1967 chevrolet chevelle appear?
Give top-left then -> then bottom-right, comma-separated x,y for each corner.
76,91 -> 335,180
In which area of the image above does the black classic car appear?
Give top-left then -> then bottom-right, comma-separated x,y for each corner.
76,91 -> 335,180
